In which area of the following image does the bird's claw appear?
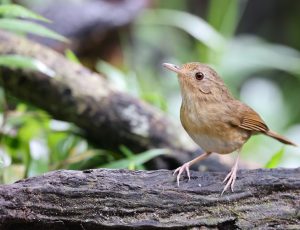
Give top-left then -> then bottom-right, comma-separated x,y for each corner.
173,162 -> 191,186
221,168 -> 237,196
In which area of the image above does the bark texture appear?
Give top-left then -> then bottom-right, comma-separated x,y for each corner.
0,168 -> 299,229
0,30 -> 227,171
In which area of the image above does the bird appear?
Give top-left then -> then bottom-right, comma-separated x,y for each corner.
163,62 -> 296,195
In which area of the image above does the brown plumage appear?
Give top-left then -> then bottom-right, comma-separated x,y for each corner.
163,62 -> 296,195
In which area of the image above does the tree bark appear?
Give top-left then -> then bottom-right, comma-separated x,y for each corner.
0,168 -> 299,229
0,30 -> 228,171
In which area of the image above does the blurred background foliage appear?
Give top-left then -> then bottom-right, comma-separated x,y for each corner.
0,0 -> 299,184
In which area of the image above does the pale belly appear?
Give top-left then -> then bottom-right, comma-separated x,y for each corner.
188,131 -> 248,154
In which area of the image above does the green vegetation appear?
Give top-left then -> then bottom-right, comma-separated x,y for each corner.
0,1 -> 299,184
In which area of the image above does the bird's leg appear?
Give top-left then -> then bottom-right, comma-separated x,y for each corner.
173,152 -> 211,186
221,150 -> 240,195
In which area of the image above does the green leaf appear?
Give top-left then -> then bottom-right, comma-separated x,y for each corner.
0,4 -> 50,22
55,135 -> 80,161
139,9 -> 225,51
65,49 -> 80,63
220,36 -> 300,88
0,18 -> 67,42
100,148 -> 169,169
119,145 -> 135,158
0,55 -> 55,77
27,159 -> 48,177
265,148 -> 285,168
207,0 -> 239,38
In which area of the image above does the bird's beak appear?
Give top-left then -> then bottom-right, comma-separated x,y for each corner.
162,63 -> 182,74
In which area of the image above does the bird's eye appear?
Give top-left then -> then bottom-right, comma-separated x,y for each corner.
195,72 -> 204,81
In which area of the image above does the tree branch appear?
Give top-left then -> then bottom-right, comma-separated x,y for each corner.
0,168 -> 299,229
0,30 -> 228,171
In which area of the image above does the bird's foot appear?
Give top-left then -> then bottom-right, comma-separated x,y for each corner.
221,166 -> 238,195
221,151 -> 240,196
173,162 -> 191,186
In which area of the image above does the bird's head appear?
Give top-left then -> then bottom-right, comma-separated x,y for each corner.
163,62 -> 230,100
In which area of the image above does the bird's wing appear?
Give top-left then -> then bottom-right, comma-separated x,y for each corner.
227,102 -> 269,133
239,111 -> 269,132
226,101 -> 296,146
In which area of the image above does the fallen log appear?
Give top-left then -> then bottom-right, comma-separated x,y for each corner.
0,168 -> 299,229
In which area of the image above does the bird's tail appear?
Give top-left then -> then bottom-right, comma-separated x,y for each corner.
266,130 -> 297,146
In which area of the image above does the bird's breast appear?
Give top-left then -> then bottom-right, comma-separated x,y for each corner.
180,101 -> 249,154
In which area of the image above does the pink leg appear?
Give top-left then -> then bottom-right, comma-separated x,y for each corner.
221,151 -> 240,195
173,152 -> 211,186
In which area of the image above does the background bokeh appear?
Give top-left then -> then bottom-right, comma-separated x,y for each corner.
0,0 -> 300,184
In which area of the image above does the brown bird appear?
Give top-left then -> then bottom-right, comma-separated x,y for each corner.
163,62 -> 296,195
